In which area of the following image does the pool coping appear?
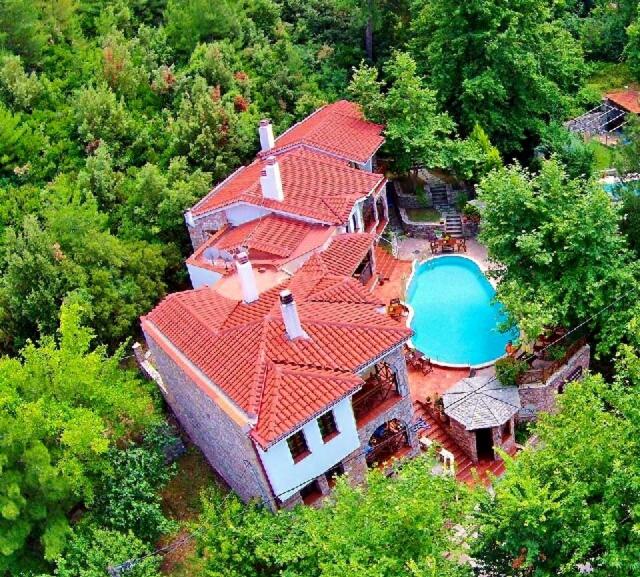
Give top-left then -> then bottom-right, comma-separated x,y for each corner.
403,253 -> 509,370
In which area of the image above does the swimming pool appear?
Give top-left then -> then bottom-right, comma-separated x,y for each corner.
406,256 -> 518,367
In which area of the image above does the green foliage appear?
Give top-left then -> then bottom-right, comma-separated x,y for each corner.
478,159 -> 638,351
0,53 -> 41,110
474,345 -> 640,576
349,52 -> 454,174
495,357 -> 528,387
620,190 -> 640,258
54,524 -> 161,577
0,302 -> 157,573
537,122 -> 596,179
198,456 -> 473,577
409,0 -> 585,154
92,443 -> 177,543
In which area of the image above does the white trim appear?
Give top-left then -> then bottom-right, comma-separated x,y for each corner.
191,201 -> 331,226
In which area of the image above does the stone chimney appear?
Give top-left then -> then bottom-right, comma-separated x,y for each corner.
280,290 -> 308,340
260,156 -> 284,202
259,119 -> 275,152
235,252 -> 259,304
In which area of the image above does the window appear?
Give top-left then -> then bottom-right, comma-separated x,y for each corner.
325,462 -> 345,488
317,410 -> 339,442
300,480 -> 322,504
287,430 -> 310,463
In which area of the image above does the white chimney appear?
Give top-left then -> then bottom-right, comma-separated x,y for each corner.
259,119 -> 275,152
235,252 -> 259,304
260,156 -> 284,202
280,290 -> 308,340
184,210 -> 195,227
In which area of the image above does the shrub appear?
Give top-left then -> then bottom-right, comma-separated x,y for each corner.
495,357 -> 528,387
92,437 -> 178,544
55,524 -> 161,577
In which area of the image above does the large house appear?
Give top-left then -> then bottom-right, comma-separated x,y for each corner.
184,101 -> 390,289
139,102 -> 419,509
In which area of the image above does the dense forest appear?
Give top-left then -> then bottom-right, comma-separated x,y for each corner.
1,0 -> 640,576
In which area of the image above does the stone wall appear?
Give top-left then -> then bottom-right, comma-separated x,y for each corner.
398,208 -> 445,239
393,181 -> 433,209
143,333 -> 279,511
518,344 -> 591,421
447,417 -> 477,462
188,211 -> 228,250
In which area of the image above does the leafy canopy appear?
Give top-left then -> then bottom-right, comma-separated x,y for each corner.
198,456 -> 473,577
478,158 -> 638,351
474,345 -> 640,576
0,302 -> 157,572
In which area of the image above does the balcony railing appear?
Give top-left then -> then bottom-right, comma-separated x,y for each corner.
352,364 -> 400,424
517,337 -> 587,386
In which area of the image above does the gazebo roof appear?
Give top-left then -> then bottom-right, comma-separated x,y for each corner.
443,376 -> 520,430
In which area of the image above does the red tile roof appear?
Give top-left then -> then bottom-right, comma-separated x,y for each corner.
320,233 -> 375,276
142,257 -> 411,448
268,100 -> 385,164
606,89 -> 640,114
186,215 -> 335,274
191,148 -> 384,225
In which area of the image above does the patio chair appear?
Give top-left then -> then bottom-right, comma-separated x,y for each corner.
429,240 -> 439,254
456,238 -> 467,253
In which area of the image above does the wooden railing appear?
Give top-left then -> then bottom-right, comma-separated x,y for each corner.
517,338 -> 587,386
352,368 -> 399,423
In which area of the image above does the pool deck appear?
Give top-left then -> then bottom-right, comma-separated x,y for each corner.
373,238 -> 505,485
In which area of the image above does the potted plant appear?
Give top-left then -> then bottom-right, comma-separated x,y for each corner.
495,357 -> 528,387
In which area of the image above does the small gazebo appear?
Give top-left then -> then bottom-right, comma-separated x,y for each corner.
442,376 -> 520,463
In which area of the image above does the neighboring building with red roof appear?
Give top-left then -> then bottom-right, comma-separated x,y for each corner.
265,100 -> 385,167
141,256 -> 417,509
605,88 -> 640,115
183,101 -> 389,290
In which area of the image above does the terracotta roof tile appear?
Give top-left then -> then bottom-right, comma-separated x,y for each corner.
187,215 -> 336,274
142,258 -> 411,448
320,233 -> 375,276
191,148 -> 383,225
268,100 -> 385,164
606,89 -> 640,114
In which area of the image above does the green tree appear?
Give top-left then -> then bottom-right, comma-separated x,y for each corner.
54,525 -> 161,577
620,192 -> 640,258
625,13 -> 640,77
199,456 -> 473,577
349,52 -> 454,174
0,302 -> 157,573
474,345 -> 640,576
443,124 -> 502,183
478,158 -> 637,350
0,0 -> 49,63
409,0 -> 585,154
169,76 -> 257,179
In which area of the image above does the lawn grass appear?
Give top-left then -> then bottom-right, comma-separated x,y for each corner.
588,140 -> 616,172
585,61 -> 634,95
406,208 -> 442,222
159,445 -> 225,576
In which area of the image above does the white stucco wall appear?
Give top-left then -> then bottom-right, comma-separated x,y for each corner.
358,157 -> 373,172
256,396 -> 360,501
187,264 -> 223,289
225,204 -> 271,226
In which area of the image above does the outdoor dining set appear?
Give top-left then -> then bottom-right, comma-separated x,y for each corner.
429,237 -> 467,254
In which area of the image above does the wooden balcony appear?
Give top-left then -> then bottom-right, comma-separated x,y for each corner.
352,363 -> 401,428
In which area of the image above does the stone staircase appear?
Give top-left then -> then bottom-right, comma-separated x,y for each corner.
429,182 -> 450,213
444,213 -> 463,238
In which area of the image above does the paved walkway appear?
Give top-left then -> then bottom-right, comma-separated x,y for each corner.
374,237 -> 507,484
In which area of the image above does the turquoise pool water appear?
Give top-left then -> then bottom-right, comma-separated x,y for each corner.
407,256 -> 518,366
